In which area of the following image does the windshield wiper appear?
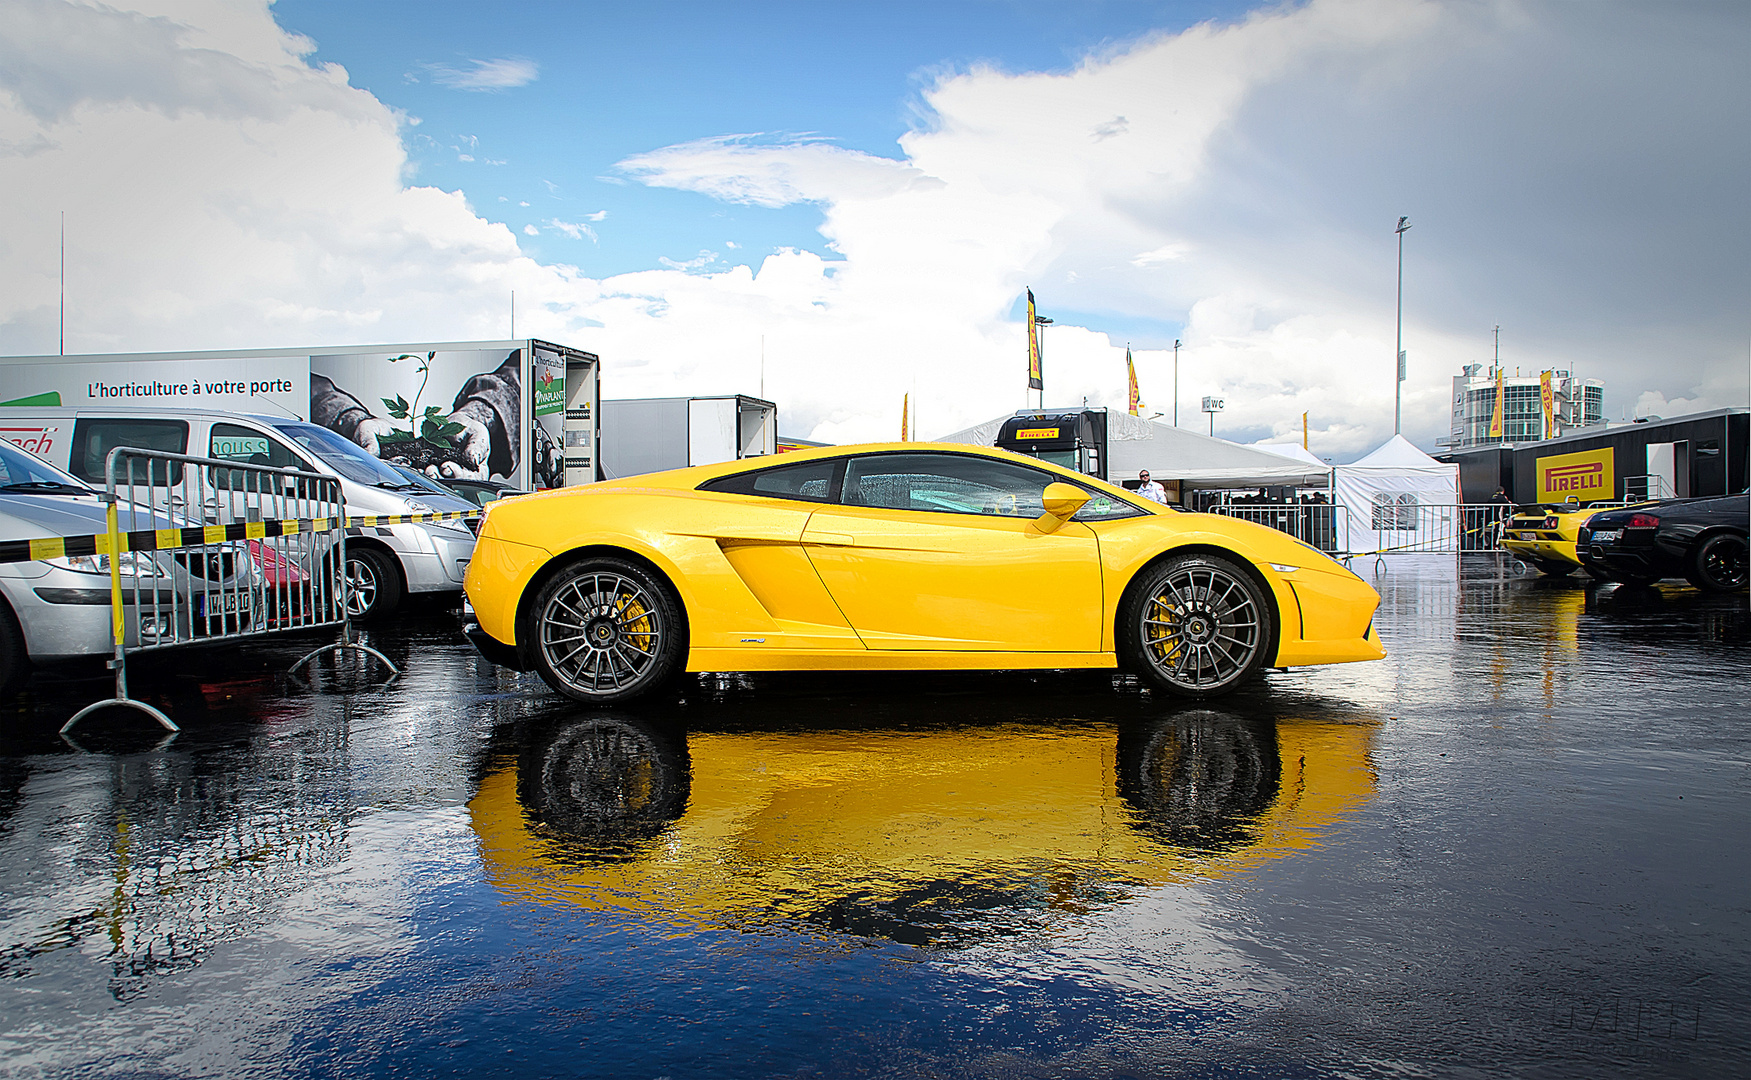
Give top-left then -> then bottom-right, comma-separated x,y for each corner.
0,481 -> 92,494
376,481 -> 432,493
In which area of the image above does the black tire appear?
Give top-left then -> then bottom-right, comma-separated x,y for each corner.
1532,558 -> 1576,577
1117,711 -> 1280,852
1581,563 -> 1614,582
1685,533 -> 1748,594
520,717 -> 690,857
1119,553 -> 1274,699
343,546 -> 403,622
0,601 -> 29,700
524,557 -> 685,704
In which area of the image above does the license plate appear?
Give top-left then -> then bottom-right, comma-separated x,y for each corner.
1590,529 -> 1622,543
196,592 -> 251,618
1519,531 -> 1538,541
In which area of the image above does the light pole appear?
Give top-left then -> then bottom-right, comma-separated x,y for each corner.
1395,215 -> 1411,436
1173,338 -> 1181,427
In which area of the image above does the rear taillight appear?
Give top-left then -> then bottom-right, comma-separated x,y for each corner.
1544,516 -> 1558,529
1627,513 -> 1660,528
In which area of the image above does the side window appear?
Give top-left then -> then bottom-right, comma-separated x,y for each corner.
842,453 -> 1056,518
209,424 -> 300,468
699,458 -> 843,503
71,418 -> 188,485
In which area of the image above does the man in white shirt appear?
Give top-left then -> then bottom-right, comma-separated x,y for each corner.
1136,470 -> 1168,504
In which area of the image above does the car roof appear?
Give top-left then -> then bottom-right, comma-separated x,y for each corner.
603,441 -> 1161,510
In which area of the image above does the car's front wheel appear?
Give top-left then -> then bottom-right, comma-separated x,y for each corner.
1119,554 -> 1273,699
526,558 -> 685,703
343,547 -> 402,622
1686,533 -> 1748,594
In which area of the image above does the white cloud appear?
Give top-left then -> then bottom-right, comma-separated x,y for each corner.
620,133 -> 942,210
545,218 -> 597,242
0,0 -> 1742,460
423,57 -> 537,91
585,210 -> 607,222
522,224 -> 539,236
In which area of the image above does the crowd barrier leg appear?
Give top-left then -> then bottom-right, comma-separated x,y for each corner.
60,494 -> 178,736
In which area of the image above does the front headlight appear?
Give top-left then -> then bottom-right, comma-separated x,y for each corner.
46,551 -> 169,579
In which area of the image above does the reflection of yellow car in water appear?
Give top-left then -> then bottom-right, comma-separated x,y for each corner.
469,712 -> 1376,944
1501,501 -> 1629,577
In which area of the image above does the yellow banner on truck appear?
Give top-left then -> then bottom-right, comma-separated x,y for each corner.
1536,447 -> 1614,502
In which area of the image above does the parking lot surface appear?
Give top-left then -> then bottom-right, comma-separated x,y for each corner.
1,557 -> 1746,1078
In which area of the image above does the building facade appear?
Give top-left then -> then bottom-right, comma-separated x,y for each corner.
1446,364 -> 1604,449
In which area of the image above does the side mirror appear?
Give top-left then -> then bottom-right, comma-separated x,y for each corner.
1035,482 -> 1090,534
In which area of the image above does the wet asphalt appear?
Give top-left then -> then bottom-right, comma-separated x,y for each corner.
0,556 -> 1746,1079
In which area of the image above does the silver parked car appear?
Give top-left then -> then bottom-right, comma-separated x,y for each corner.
0,439 -> 259,698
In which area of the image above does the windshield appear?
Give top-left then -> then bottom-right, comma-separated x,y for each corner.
389,461 -> 460,496
269,421 -> 411,487
0,438 -> 92,492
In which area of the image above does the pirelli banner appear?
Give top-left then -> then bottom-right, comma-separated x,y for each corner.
1536,447 -> 1614,502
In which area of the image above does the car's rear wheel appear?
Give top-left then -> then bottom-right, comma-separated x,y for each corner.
527,558 -> 684,703
0,600 -> 29,700
1686,533 -> 1748,593
1120,554 -> 1273,699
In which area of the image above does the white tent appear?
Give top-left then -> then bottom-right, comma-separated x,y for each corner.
1332,435 -> 1462,555
934,410 -> 1330,492
1250,441 -> 1331,470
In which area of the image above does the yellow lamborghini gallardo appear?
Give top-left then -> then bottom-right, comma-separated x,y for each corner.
461,443 -> 1384,701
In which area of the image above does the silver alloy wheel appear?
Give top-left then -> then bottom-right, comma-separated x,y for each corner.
344,554 -> 378,617
538,570 -> 664,696
1139,562 -> 1263,692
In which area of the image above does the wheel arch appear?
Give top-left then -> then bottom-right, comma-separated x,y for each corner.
1115,543 -> 1285,667
513,544 -> 692,661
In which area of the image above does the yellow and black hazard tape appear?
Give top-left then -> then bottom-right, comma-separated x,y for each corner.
0,510 -> 482,566
345,509 -> 481,529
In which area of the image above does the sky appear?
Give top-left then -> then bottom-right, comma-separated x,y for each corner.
0,0 -> 1745,460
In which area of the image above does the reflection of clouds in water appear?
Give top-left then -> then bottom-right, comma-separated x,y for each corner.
0,664 -> 507,1076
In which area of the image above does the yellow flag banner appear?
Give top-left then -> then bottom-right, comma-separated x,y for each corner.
1540,370 -> 1556,438
901,393 -> 909,442
1126,348 -> 1142,416
1026,289 -> 1043,391
1488,367 -> 1505,439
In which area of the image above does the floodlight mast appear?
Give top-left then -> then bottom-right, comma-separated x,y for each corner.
1173,339 -> 1181,427
1395,216 -> 1411,436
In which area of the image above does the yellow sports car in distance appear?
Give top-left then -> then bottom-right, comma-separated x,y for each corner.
1501,500 -> 1627,577
461,443 -> 1384,701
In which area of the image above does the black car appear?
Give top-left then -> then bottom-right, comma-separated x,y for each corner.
436,478 -> 526,508
1577,493 -> 1748,593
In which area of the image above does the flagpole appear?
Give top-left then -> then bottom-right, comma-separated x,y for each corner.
1394,216 -> 1411,436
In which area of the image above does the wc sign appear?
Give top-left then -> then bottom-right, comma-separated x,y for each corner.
1537,447 -> 1614,502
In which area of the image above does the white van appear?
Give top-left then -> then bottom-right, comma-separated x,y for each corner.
0,406 -> 476,620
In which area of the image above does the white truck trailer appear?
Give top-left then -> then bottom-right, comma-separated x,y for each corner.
599,395 -> 777,479
0,339 -> 601,490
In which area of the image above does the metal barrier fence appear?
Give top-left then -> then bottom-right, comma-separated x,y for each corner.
1204,503 -> 1348,553
1204,501 -> 1513,558
62,447 -> 396,734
